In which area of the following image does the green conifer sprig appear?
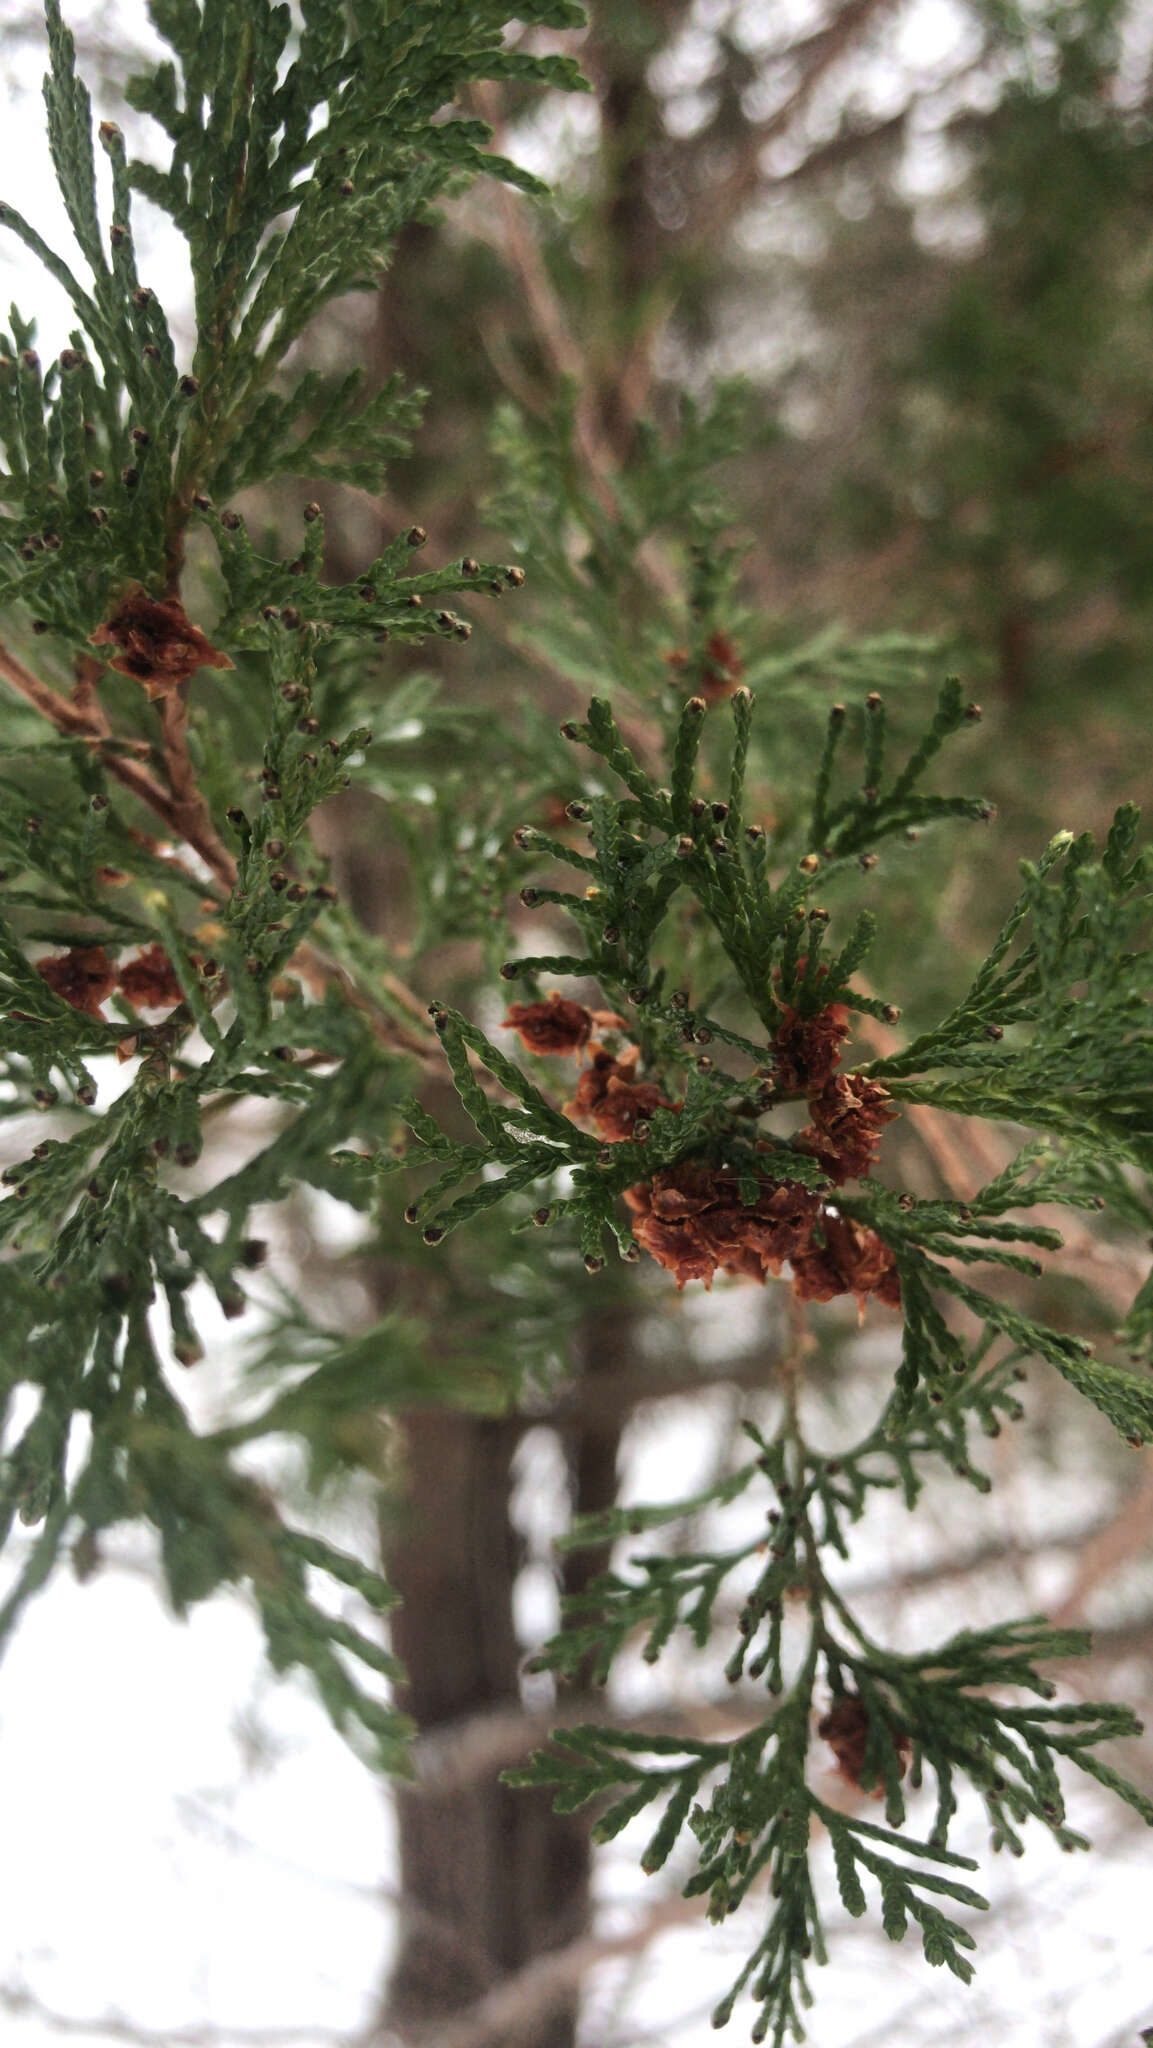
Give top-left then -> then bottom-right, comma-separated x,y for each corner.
509,1405 -> 1152,2040
0,0 -> 594,1752
1,0 -> 586,627
419,673 -> 1153,1447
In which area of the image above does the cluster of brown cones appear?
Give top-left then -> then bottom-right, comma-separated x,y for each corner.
503,990 -> 900,1306
35,941 -> 186,1019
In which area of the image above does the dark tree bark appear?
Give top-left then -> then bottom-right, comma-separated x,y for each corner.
383,1411 -> 593,2048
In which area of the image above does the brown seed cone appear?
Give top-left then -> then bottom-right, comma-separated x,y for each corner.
774,999 -> 851,1094
797,1073 -> 899,1185
502,990 -> 594,1057
564,1044 -> 674,1141
117,942 -> 186,1011
818,1694 -> 911,1793
90,581 -> 233,700
624,1162 -> 822,1292
789,1213 -> 901,1310
35,945 -> 116,1018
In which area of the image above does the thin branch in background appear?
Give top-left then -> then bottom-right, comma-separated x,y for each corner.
0,1985 -> 350,2048
395,1891 -> 707,2048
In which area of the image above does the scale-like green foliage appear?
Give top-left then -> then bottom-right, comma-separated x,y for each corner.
1,4 -> 1151,2036
0,0 -> 584,1771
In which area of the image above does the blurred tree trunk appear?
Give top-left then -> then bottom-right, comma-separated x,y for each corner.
323,22 -> 680,2040
383,1411 -> 593,2048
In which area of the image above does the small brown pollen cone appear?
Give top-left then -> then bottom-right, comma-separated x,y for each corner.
818,1694 -> 910,1796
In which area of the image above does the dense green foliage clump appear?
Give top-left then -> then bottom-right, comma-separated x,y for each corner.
1,4 -> 1151,2039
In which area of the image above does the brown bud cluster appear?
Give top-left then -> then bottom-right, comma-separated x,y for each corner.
495,969 -> 899,1312
773,1000 -> 850,1094
790,1212 -> 901,1309
773,977 -> 897,1190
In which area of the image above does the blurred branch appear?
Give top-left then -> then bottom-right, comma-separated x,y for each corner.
394,1890 -> 704,2048
0,1985 -> 346,2047
687,0 -> 907,251
1050,1455 -> 1153,1627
